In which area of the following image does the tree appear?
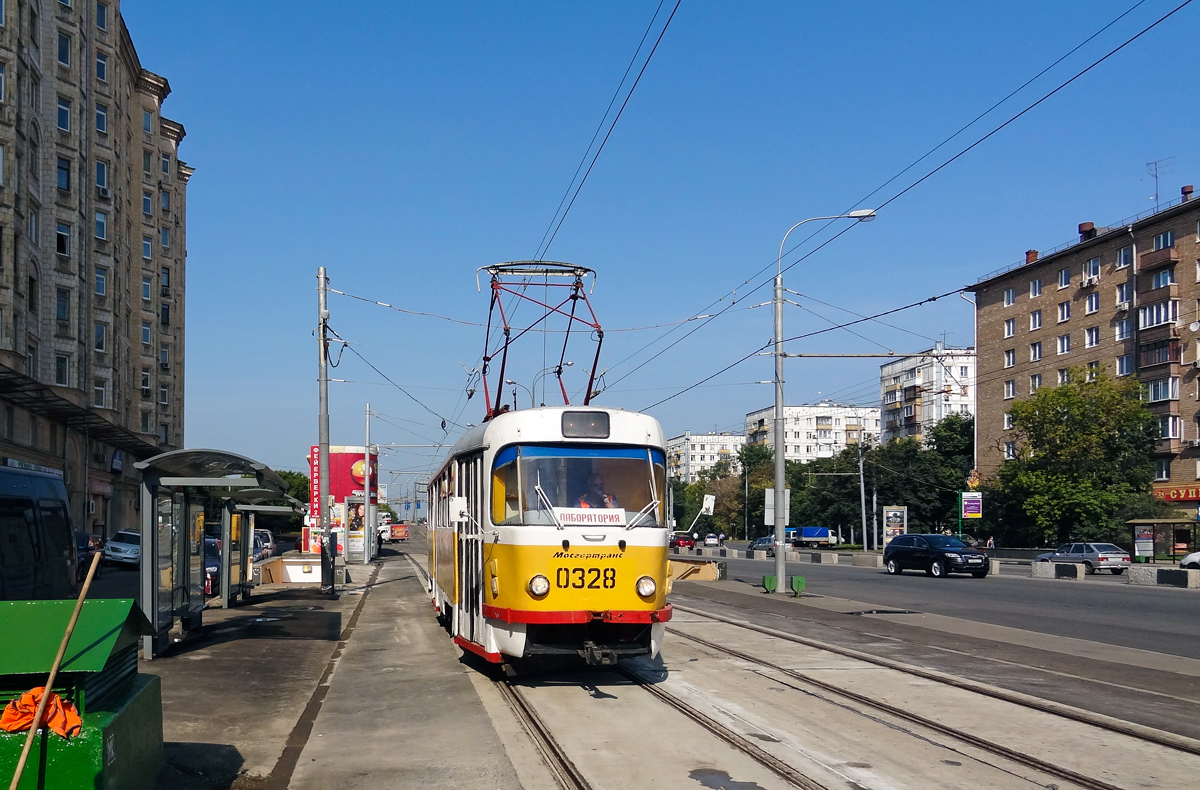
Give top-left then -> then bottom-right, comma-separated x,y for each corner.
738,444 -> 774,538
987,366 -> 1158,546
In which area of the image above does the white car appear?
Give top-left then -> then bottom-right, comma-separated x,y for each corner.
703,534 -> 720,547
1181,551 -> 1200,570
103,530 -> 142,566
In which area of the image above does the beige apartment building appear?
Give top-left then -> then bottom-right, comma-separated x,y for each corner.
970,186 -> 1199,496
0,1 -> 190,539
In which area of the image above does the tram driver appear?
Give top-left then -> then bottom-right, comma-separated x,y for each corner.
577,473 -> 619,509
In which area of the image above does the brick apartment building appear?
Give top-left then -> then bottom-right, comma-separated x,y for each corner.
0,1 -> 190,540
970,186 -> 1200,493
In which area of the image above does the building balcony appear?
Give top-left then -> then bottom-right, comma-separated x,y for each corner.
1156,437 -> 1182,455
1138,282 -> 1178,299
1138,323 -> 1181,345
885,382 -> 902,393
1139,246 -> 1180,270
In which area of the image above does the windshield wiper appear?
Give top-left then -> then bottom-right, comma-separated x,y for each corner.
534,476 -> 564,530
625,499 -> 659,530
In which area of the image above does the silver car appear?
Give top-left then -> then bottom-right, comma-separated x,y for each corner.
103,530 -> 142,566
1035,542 -> 1130,575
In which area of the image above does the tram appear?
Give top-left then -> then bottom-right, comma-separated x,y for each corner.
427,405 -> 672,665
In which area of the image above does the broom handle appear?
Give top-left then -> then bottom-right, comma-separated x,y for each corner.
8,550 -> 102,790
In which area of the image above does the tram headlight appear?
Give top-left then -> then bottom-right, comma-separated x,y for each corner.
636,575 -> 656,597
528,574 -> 550,597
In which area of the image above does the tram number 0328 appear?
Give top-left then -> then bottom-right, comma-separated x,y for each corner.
555,567 -> 617,589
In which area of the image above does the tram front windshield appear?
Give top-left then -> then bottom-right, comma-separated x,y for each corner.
491,445 -> 666,527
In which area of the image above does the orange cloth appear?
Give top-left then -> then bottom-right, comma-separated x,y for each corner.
0,687 -> 82,739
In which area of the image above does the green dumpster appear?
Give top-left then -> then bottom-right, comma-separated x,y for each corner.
0,599 -> 162,789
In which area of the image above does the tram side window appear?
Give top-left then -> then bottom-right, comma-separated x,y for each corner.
0,498 -> 39,567
491,452 -> 521,526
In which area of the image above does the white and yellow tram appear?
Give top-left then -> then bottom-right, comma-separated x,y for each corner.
428,406 -> 671,665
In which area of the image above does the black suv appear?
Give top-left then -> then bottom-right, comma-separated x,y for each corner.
883,534 -> 989,578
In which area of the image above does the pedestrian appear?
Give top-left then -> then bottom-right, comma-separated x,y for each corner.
986,535 -> 995,549
719,532 -> 725,545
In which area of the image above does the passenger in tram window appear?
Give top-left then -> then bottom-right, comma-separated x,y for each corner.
578,474 -> 619,509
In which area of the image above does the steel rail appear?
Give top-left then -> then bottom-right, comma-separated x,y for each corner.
672,628 -> 1126,790
672,601 -> 1200,757
614,665 -> 830,790
495,680 -> 595,790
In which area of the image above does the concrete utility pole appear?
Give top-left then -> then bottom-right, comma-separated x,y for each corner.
857,441 -> 868,551
317,268 -> 334,590
365,403 -> 372,562
772,211 -> 876,590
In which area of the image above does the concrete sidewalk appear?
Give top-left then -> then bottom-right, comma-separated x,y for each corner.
145,549 -> 523,789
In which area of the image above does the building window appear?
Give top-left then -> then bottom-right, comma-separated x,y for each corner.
94,211 -> 107,239
158,424 -> 168,444
159,385 -> 168,406
160,227 -> 169,248
94,267 -> 106,296
1146,377 -> 1179,402
1139,300 -> 1178,329
142,150 -> 151,175
1084,257 -> 1100,279
97,2 -> 107,30
1004,412 -> 1013,430
140,368 -> 150,396
56,97 -> 70,130
1003,318 -> 1015,338
140,412 -> 151,433
1116,281 -> 1131,304
93,379 -> 107,409
1004,287 -> 1015,306
142,276 -> 151,301
95,160 -> 107,187
1159,415 -> 1181,440
1152,268 -> 1175,289
1153,230 -> 1175,251
959,365 -> 968,377
27,203 -> 39,245
161,153 -> 170,175
1003,349 -> 1015,368
159,345 -> 169,366
141,321 -> 151,345
160,303 -> 170,327
1030,373 -> 1042,393
55,222 -> 70,256
1085,327 -> 1100,348
1116,246 -> 1132,269
1085,292 -> 1099,314
56,156 -> 69,190
96,52 -> 107,82
1057,334 -> 1071,355
1117,354 -> 1132,376
93,323 -> 106,351
26,74 -> 38,110
143,111 -> 152,133
1003,380 -> 1015,399
1030,341 -> 1042,362
95,102 -> 107,132
0,63 -> 5,104
57,32 -> 70,66
54,354 -> 69,387
902,405 -> 914,418
1115,318 -> 1131,341
142,191 -> 151,215
1058,268 -> 1071,289
1004,441 -> 1017,460
1030,278 -> 1042,297
55,288 -> 68,321
160,267 -> 170,289
160,190 -> 169,211
1030,310 -> 1042,330
1057,301 -> 1071,322
142,236 -> 151,259
1139,339 -> 1181,367
1156,458 -> 1171,482
1058,368 -> 1070,384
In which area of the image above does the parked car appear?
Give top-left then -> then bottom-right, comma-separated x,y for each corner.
884,533 -> 989,578
670,533 -> 696,550
254,529 -> 276,558
74,532 -> 103,582
703,533 -> 721,547
251,534 -> 268,563
1035,543 -> 1131,574
0,467 -> 76,601
103,530 -> 142,567
1181,550 -> 1200,570
203,537 -> 221,596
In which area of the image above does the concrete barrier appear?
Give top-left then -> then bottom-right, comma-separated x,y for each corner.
784,551 -> 802,563
1031,561 -> 1083,580
989,559 -> 1002,576
1129,566 -> 1200,588
751,550 -> 768,560
812,552 -> 839,564
667,558 -> 727,587
851,554 -> 883,568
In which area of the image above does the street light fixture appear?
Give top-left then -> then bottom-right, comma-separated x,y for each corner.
533,361 -> 573,406
504,379 -> 532,410
772,210 -> 877,592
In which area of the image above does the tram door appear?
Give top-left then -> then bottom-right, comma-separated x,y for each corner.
457,455 -> 485,644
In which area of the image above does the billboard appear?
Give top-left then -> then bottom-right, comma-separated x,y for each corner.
882,506 -> 908,546
308,445 -> 379,525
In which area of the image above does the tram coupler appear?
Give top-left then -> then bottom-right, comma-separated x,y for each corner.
580,641 -> 619,666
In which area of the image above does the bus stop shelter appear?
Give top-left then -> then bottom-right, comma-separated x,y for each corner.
1126,517 -> 1198,562
135,449 -> 290,658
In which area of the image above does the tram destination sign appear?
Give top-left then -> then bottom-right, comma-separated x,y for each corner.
553,507 -> 627,527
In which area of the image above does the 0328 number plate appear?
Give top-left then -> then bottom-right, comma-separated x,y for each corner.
556,567 -> 616,589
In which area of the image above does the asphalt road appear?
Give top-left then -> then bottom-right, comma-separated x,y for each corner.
719,554 -> 1200,660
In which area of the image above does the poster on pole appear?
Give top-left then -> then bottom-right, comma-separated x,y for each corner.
882,506 -> 907,546
1134,527 -> 1154,557
764,488 -> 791,526
961,492 -> 983,519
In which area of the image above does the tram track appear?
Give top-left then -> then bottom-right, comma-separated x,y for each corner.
495,679 -> 596,790
671,601 -> 1200,759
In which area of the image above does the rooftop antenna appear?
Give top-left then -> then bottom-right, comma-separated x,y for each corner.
1145,157 -> 1174,211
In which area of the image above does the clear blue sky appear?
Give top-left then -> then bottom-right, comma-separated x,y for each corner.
123,1 -> 1199,489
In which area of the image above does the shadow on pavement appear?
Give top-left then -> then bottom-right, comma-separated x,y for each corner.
156,742 -> 263,790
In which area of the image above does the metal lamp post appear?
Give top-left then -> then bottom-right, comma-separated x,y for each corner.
773,210 -> 876,591
504,379 -> 533,409
532,361 -> 573,406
